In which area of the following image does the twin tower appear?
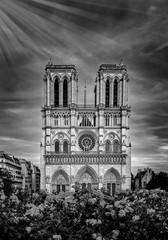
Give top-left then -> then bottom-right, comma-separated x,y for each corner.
40,62 -> 131,194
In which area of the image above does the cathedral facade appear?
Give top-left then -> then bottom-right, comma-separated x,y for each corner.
40,62 -> 131,195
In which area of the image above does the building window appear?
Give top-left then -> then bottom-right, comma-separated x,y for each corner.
105,79 -> 110,107
113,115 -> 117,126
54,116 -> 59,126
113,140 -> 120,153
64,115 -> 68,126
106,140 -> 111,152
55,141 -> 59,153
93,115 -> 96,126
63,141 -> 68,153
54,78 -> 59,107
113,79 -> 118,107
105,115 -> 110,126
63,78 -> 68,107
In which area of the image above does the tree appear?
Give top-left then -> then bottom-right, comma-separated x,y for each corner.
147,171 -> 168,191
0,168 -> 14,196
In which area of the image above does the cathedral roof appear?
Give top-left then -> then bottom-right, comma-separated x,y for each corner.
99,64 -> 127,71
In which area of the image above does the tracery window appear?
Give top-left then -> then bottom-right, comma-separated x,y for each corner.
63,78 -> 68,107
105,115 -> 110,126
106,140 -> 111,152
54,116 -> 59,126
78,133 -> 95,152
54,78 -> 59,107
64,115 -> 68,126
63,141 -> 68,153
113,140 -> 120,153
80,115 -> 92,127
113,115 -> 117,126
105,79 -> 110,107
113,78 -> 118,107
55,141 -> 59,153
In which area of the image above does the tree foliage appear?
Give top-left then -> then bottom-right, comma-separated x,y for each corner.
147,171 -> 168,192
0,168 -> 14,196
0,188 -> 168,240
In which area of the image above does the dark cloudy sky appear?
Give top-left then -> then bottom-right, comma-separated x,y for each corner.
0,0 -> 168,175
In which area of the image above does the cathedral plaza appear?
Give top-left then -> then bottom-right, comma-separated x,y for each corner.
40,62 -> 131,195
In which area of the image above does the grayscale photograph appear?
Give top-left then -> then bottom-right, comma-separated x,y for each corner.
0,1 -> 168,240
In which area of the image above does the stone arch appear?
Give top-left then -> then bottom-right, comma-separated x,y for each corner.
103,167 -> 121,195
105,139 -> 111,153
112,75 -> 120,83
75,165 -> 98,184
52,167 -> 70,183
103,131 -> 121,143
53,74 -> 61,82
104,75 -> 112,83
51,131 -> 70,145
51,168 -> 70,193
63,139 -> 69,153
61,74 -> 70,82
113,139 -> 121,153
54,140 -> 60,153
103,167 -> 121,182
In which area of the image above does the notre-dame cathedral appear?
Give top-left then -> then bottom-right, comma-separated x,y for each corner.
40,61 -> 131,195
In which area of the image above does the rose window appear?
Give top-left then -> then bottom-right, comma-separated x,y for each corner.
78,134 -> 95,151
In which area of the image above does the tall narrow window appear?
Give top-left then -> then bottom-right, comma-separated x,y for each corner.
105,115 -> 110,126
93,115 -> 96,126
113,115 -> 117,126
63,141 -> 68,153
106,140 -> 111,152
55,141 -> 59,153
106,79 -> 110,107
113,140 -> 120,153
113,79 -> 118,107
54,116 -> 59,126
54,78 -> 59,107
63,78 -> 68,107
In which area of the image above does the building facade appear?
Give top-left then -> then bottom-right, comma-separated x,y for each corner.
31,163 -> 40,192
20,159 -> 32,191
135,168 -> 153,189
0,151 -> 23,188
40,62 -> 131,195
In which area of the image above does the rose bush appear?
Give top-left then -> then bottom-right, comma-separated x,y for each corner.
0,188 -> 168,240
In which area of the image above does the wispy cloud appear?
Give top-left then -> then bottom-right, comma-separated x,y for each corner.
0,0 -> 168,173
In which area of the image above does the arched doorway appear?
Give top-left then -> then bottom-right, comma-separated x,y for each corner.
103,168 -> 121,195
51,169 -> 70,193
75,165 -> 98,190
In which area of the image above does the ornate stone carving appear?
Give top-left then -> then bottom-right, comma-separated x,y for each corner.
78,133 -> 95,151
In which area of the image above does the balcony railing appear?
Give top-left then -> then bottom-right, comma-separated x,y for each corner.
44,153 -> 126,165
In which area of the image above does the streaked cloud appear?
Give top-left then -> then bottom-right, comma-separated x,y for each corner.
0,0 -> 168,173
